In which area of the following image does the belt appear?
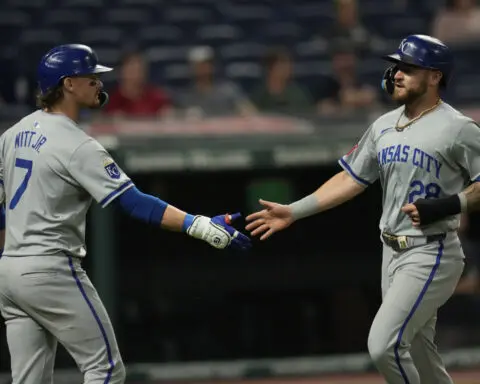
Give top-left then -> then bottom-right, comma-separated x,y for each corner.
381,232 -> 446,252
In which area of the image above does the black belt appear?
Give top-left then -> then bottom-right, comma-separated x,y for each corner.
381,232 -> 446,252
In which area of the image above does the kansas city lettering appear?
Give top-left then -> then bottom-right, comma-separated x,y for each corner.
377,144 -> 442,179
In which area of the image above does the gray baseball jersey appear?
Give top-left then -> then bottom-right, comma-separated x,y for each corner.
340,102 -> 480,236
0,110 -> 133,258
340,101 -> 475,383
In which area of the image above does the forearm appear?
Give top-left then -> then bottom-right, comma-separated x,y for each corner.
160,205 -> 192,232
289,170 -> 366,220
463,181 -> 480,212
116,186 -> 193,232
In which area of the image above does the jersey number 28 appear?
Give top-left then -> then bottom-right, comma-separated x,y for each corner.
10,158 -> 33,210
408,180 -> 441,203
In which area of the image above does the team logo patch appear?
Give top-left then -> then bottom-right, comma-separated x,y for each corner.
104,158 -> 121,179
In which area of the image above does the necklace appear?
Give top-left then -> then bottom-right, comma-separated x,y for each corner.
395,98 -> 442,132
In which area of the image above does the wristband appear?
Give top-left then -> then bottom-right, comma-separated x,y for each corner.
288,194 -> 321,221
413,194 -> 463,226
182,213 -> 195,232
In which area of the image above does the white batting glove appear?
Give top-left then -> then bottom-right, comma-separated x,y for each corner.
186,214 -> 251,251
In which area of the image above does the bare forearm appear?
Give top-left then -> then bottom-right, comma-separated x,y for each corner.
313,170 -> 366,212
289,171 -> 366,220
160,205 -> 188,232
463,181 -> 480,212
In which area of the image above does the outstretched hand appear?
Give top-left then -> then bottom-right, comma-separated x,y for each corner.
245,199 -> 294,240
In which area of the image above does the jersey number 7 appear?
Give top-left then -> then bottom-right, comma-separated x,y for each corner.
10,158 -> 33,210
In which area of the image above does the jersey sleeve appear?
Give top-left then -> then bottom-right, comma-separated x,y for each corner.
453,120 -> 480,182
68,139 -> 134,207
338,125 -> 379,186
0,145 -> 5,205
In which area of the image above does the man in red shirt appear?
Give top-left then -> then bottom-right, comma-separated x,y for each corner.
104,50 -> 172,118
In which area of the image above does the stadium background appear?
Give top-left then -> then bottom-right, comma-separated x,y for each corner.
2,0 -> 480,382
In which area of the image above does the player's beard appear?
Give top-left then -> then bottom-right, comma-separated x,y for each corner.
392,79 -> 429,105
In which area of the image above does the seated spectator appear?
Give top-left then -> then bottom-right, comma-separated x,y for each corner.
250,47 -> 314,115
178,46 -> 256,118
315,42 -> 379,116
432,0 -> 480,45
326,0 -> 376,55
103,50 -> 172,118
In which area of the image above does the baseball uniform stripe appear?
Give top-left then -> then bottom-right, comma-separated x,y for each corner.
100,180 -> 134,208
393,239 -> 445,384
338,158 -> 371,186
68,255 -> 115,383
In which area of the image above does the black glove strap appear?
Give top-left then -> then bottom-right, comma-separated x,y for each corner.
413,195 -> 461,226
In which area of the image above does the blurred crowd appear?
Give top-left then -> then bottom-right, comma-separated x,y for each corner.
0,0 -> 479,122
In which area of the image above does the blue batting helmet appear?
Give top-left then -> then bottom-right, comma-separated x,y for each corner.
37,44 -> 112,95
381,35 -> 453,94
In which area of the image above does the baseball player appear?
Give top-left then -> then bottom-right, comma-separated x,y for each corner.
246,35 -> 480,384
0,44 -> 251,384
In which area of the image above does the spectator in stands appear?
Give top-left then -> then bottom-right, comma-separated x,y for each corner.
250,47 -> 314,115
326,0 -> 375,55
315,42 -> 380,116
178,46 -> 256,118
103,50 -> 172,118
432,0 -> 480,45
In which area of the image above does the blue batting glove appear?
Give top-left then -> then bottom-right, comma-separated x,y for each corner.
211,212 -> 252,251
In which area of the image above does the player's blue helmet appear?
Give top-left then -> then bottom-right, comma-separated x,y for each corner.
37,44 -> 112,94
381,34 -> 453,94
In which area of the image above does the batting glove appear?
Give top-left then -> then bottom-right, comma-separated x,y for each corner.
186,212 -> 252,251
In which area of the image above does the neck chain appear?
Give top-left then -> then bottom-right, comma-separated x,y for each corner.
395,98 -> 442,132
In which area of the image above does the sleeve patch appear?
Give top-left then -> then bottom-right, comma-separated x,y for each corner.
104,158 -> 121,179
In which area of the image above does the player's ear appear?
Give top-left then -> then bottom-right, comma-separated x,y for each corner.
430,70 -> 442,87
62,77 -> 74,93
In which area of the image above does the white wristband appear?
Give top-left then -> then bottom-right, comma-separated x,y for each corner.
288,194 -> 321,221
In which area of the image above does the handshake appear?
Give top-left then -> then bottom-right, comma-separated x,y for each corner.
187,198 -> 294,251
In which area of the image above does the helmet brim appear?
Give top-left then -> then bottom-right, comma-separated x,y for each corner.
93,64 -> 113,73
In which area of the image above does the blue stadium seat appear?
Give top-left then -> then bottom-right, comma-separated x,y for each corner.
220,4 -> 274,19
118,0 -> 163,6
19,28 -> 63,45
294,60 -> 332,80
225,61 -> 262,92
0,10 -> 30,41
60,0 -> 105,6
163,6 -> 214,25
258,22 -> 305,45
162,63 -> 192,88
138,25 -> 184,47
295,39 -> 329,60
43,9 -> 90,29
220,42 -> 268,62
196,24 -> 244,47
78,26 -> 124,46
104,8 -> 153,30
145,46 -> 191,65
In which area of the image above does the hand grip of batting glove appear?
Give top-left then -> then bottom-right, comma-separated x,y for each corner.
186,213 -> 252,250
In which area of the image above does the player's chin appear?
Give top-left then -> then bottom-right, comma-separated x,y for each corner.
391,88 -> 408,103
86,95 -> 102,109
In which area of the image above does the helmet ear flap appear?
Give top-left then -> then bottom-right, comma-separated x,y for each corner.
381,65 -> 398,95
